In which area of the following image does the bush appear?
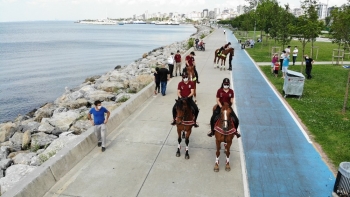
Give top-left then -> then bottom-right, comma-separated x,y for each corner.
188,38 -> 194,49
200,34 -> 206,39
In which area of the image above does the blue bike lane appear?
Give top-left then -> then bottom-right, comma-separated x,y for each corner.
226,31 -> 335,196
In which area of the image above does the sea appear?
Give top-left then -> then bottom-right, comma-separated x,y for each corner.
0,21 -> 196,123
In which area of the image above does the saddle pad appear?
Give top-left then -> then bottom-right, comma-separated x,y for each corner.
214,119 -> 236,135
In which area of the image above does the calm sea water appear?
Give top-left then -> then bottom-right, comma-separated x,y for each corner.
0,21 -> 195,123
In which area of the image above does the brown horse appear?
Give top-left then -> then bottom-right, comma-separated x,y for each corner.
213,102 -> 237,172
175,98 -> 194,159
213,48 -> 234,71
185,66 -> 197,103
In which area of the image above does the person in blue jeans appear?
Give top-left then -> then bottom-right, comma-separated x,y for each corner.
88,100 -> 110,152
158,63 -> 170,96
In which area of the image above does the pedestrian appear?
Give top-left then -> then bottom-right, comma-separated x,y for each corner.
174,50 -> 182,77
207,78 -> 240,138
158,63 -> 170,96
292,46 -> 298,65
88,100 -> 110,152
184,51 -> 200,84
271,53 -> 278,74
224,29 -> 226,34
279,50 -> 286,71
285,46 -> 291,54
171,73 -> 199,127
273,62 -> 280,77
154,67 -> 160,96
282,52 -> 290,78
167,52 -> 175,78
304,54 -> 314,79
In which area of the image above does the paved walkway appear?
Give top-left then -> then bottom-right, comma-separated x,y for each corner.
228,32 -> 335,196
44,29 -> 245,197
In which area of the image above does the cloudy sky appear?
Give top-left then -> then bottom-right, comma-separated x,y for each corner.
0,0 -> 348,22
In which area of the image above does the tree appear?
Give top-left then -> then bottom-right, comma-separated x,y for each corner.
290,0 -> 322,72
255,0 -> 279,42
276,4 -> 294,48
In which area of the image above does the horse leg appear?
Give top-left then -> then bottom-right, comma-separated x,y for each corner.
220,59 -> 223,71
176,134 -> 182,157
214,56 -> 217,68
185,131 -> 190,159
225,139 -> 232,172
214,140 -> 220,172
223,60 -> 226,71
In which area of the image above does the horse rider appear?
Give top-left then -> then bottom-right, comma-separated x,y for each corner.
171,73 -> 199,127
183,51 -> 200,84
217,42 -> 231,56
198,40 -> 204,50
207,78 -> 241,138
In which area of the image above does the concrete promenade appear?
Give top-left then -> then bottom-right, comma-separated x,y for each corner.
227,31 -> 335,196
44,29 -> 246,197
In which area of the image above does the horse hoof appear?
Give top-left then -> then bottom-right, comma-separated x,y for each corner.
185,155 -> 190,159
225,166 -> 231,172
176,152 -> 180,157
214,167 -> 219,172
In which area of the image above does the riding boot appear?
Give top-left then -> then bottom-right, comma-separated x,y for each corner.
194,68 -> 200,84
207,130 -> 215,137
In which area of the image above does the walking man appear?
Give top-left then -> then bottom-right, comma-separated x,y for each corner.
304,54 -> 314,79
174,50 -> 182,77
88,100 -> 110,152
158,63 -> 170,96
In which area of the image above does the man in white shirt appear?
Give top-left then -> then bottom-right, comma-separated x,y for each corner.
285,46 -> 291,54
292,46 -> 298,65
167,52 -> 175,78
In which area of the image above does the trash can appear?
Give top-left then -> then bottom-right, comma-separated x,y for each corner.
333,162 -> 350,197
283,70 -> 305,98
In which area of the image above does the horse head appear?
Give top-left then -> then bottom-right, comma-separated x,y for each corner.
220,102 -> 232,132
175,98 -> 190,124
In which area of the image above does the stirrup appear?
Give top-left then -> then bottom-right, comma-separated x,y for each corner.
193,123 -> 199,128
171,120 -> 176,125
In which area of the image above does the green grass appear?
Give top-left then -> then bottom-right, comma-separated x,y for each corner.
260,65 -> 350,167
234,31 -> 350,62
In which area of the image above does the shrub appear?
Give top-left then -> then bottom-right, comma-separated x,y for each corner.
200,34 -> 206,39
188,38 -> 194,49
118,95 -> 130,103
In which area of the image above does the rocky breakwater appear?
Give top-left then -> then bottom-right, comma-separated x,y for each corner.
0,25 -> 212,195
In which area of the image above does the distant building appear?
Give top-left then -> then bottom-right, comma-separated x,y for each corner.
209,11 -> 216,19
169,12 -> 173,19
317,3 -> 328,19
203,9 -> 208,18
293,8 -> 304,17
327,6 -> 336,17
214,8 -> 220,16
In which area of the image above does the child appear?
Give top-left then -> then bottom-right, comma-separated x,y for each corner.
154,67 -> 160,95
271,53 -> 278,74
282,52 -> 290,78
274,62 -> 280,77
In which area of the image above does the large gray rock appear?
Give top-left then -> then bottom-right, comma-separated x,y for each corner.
31,132 -> 57,148
0,159 -> 12,170
13,153 -> 36,165
38,121 -> 55,134
98,81 -> 125,92
33,103 -> 55,122
87,90 -> 116,102
48,110 -> 80,131
17,120 -> 40,133
0,164 -> 36,195
30,156 -> 41,166
22,130 -> 31,150
0,146 -> 10,160
37,132 -> 78,164
9,132 -> 23,151
70,120 -> 91,135
0,122 -> 16,143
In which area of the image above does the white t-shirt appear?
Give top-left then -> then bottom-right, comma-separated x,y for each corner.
167,55 -> 174,64
285,48 -> 290,53
293,48 -> 298,57
280,53 -> 285,59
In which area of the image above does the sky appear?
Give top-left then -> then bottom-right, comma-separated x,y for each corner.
0,0 -> 348,22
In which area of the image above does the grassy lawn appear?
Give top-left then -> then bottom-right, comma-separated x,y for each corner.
260,64 -> 350,167
233,31 -> 350,62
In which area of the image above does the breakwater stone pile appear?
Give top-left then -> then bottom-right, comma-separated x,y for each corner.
0,25 -> 212,194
